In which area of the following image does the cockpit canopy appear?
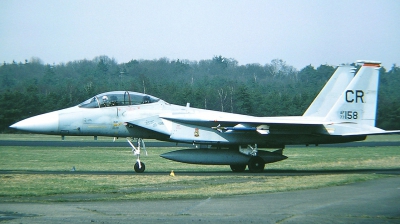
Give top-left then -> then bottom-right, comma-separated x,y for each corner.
79,91 -> 160,108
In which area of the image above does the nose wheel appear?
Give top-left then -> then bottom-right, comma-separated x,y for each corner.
127,138 -> 147,173
134,161 -> 145,173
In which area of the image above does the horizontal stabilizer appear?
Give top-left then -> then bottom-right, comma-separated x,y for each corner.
325,123 -> 400,136
341,130 -> 400,136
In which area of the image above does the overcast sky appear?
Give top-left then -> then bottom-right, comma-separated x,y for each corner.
1,0 -> 399,69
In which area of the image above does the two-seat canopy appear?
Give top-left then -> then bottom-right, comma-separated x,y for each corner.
79,91 -> 160,108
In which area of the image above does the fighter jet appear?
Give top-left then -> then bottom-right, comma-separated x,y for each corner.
10,60 -> 400,173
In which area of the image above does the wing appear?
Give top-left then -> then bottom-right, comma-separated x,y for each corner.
125,112 -> 400,140
159,113 -> 400,136
159,112 -> 329,135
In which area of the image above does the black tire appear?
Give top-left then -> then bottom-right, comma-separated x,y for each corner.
230,164 -> 247,172
248,156 -> 265,173
134,162 -> 145,173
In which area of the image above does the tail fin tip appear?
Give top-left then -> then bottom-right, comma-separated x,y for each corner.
356,60 -> 381,67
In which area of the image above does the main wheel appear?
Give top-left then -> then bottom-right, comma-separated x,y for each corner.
134,162 -> 145,173
248,156 -> 265,173
230,164 -> 247,172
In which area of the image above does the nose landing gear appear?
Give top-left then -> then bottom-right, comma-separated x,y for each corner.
127,138 -> 147,173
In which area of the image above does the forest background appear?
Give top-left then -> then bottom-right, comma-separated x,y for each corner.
1,55 -> 399,132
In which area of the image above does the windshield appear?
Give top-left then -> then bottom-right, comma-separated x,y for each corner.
79,91 -> 160,108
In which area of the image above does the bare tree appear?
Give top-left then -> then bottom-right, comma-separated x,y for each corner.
217,88 -> 228,112
229,86 -> 234,112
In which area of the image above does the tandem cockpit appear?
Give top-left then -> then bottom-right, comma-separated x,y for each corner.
79,91 -> 161,108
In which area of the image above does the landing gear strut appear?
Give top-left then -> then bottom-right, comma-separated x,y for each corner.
238,144 -> 266,173
127,138 -> 147,173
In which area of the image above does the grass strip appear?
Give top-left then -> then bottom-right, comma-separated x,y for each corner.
0,136 -> 399,202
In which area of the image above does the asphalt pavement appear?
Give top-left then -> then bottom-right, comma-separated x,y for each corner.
1,176 -> 399,223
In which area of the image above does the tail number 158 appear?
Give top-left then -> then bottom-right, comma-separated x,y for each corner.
340,111 -> 358,120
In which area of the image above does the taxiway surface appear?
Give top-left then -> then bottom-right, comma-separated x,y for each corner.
1,176 -> 399,223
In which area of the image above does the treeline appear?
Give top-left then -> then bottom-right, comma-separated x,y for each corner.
1,56 -> 399,132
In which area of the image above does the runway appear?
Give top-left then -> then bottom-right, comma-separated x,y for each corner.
1,176 -> 399,223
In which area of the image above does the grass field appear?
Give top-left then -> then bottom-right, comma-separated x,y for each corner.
0,134 -> 399,202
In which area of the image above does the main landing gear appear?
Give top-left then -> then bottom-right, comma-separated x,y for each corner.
230,144 -> 266,173
230,164 -> 247,172
127,138 -> 147,173
230,157 -> 265,173
248,156 -> 265,173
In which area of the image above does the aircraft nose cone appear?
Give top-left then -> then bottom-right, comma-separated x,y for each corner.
10,111 -> 59,134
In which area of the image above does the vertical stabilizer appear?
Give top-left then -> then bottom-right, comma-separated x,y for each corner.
325,61 -> 381,126
303,65 -> 355,117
